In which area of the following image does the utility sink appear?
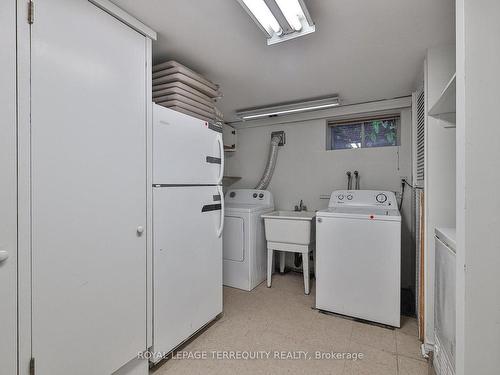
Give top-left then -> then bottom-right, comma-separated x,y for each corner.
261,211 -> 316,245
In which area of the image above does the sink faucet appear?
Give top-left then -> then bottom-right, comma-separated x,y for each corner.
294,200 -> 307,211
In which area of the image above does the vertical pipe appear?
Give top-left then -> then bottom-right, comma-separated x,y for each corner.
354,171 -> 359,190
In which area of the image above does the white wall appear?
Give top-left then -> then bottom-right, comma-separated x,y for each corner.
226,100 -> 415,290
456,1 -> 500,374
423,44 -> 456,346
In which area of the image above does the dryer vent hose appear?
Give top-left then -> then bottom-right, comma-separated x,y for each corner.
254,135 -> 282,190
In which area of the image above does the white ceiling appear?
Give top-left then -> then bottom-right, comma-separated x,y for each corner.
113,0 -> 454,122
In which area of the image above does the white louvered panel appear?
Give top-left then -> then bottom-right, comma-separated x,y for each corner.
416,89 -> 425,183
412,88 -> 425,337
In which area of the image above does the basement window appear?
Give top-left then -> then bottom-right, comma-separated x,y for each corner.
327,116 -> 400,150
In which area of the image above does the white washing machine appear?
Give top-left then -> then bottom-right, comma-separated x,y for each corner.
223,189 -> 274,291
316,190 -> 401,327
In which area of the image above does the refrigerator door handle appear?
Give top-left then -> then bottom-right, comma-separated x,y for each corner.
216,185 -> 224,238
206,156 -> 221,164
217,135 -> 224,185
201,203 -> 221,212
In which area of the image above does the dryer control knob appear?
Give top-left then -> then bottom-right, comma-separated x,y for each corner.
253,193 -> 258,198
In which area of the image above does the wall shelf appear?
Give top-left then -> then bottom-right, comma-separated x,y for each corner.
428,73 -> 456,127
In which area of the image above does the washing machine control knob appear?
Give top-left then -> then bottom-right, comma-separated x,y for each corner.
253,193 -> 258,198
338,194 -> 344,200
259,193 -> 264,198
347,194 -> 353,200
376,193 -> 387,203
229,192 -> 236,198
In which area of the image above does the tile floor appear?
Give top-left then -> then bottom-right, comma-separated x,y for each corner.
151,273 -> 427,375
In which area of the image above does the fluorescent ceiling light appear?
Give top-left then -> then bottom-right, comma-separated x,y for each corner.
242,0 -> 282,36
274,0 -> 304,31
238,0 -> 315,45
236,96 -> 340,120
242,104 -> 338,120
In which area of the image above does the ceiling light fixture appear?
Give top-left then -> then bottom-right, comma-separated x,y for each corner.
236,96 -> 340,120
274,0 -> 304,31
241,0 -> 283,36
237,0 -> 315,45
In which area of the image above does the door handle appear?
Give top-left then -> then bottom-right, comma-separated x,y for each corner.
206,156 -> 221,164
217,135 -> 224,185
0,250 -> 9,263
217,185 -> 224,238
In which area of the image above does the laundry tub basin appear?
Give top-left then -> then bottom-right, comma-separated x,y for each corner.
261,211 -> 316,245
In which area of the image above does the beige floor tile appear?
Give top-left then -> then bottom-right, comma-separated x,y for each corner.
271,357 -> 346,375
152,274 -> 403,375
396,331 -> 426,361
351,321 -> 397,353
150,356 -> 213,375
267,272 -> 311,295
398,356 -> 429,375
312,312 -> 354,338
398,316 -> 419,337
300,314 -> 353,353
345,342 -> 398,375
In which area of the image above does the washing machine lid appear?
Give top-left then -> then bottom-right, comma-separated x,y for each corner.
225,203 -> 273,214
317,206 -> 401,221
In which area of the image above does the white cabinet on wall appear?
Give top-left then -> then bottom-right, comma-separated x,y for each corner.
429,73 -> 456,127
20,1 -> 156,374
223,123 -> 237,151
422,44 -> 456,357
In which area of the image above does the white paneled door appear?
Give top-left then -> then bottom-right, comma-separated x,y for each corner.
0,1 -> 17,374
31,0 -> 148,374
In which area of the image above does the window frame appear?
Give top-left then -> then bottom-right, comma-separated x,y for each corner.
327,115 -> 401,150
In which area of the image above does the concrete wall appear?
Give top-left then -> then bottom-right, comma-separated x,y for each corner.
226,99 -> 415,291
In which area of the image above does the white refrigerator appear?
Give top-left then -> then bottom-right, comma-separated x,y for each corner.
152,104 -> 224,360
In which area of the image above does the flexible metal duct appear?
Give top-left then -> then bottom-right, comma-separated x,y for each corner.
255,135 -> 282,190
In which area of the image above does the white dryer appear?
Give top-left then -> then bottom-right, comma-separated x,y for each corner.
316,190 -> 401,327
223,189 -> 274,291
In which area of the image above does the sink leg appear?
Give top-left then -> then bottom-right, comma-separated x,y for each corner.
279,251 -> 286,273
267,248 -> 273,288
302,251 -> 310,295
